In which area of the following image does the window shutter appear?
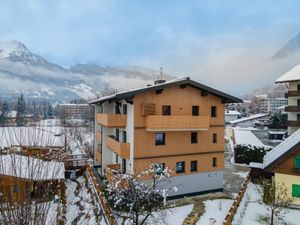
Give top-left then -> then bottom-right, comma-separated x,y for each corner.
292,184 -> 300,198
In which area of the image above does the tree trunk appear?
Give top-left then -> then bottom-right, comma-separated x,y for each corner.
270,208 -> 274,225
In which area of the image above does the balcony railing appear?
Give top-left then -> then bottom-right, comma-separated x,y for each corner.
285,106 -> 300,112
96,114 -> 127,127
105,163 -> 121,183
96,131 -> 102,142
285,90 -> 300,98
287,120 -> 300,127
145,115 -> 210,131
106,135 -> 130,159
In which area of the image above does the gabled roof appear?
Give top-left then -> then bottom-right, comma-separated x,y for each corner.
263,128 -> 300,170
276,64 -> 300,83
229,113 -> 269,124
89,77 -> 242,105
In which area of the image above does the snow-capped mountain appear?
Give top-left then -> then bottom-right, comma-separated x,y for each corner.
0,40 -> 171,101
272,33 -> 300,59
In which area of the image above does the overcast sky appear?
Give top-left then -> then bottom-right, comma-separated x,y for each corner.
1,0 -> 300,94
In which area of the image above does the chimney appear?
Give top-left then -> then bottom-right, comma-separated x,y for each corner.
154,67 -> 166,85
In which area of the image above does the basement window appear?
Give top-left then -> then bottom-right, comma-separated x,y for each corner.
176,162 -> 185,173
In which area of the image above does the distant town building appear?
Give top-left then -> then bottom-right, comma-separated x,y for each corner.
229,113 -> 269,128
225,110 -> 241,123
58,103 -> 93,120
276,64 -> 300,135
256,95 -> 287,113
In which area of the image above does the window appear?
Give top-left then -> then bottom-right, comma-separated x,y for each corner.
298,99 -> 300,106
115,154 -> 119,163
162,105 -> 171,116
123,104 -> 127,114
213,133 -> 217,143
212,157 -> 217,167
155,133 -> 165,145
297,114 -> 300,121
13,186 -> 20,193
176,162 -> 185,173
191,161 -> 197,172
191,132 -> 198,144
295,156 -> 300,169
292,184 -> 300,198
211,106 -> 217,117
122,131 -> 127,143
298,84 -> 300,91
154,163 -> 165,174
115,129 -> 119,141
115,104 -> 121,114
192,106 -> 199,116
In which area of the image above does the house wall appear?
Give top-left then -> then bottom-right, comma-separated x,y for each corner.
132,85 -> 225,196
275,173 -> 300,206
272,147 -> 300,176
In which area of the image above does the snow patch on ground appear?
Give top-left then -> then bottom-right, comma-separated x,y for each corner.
232,182 -> 300,225
196,199 -> 234,225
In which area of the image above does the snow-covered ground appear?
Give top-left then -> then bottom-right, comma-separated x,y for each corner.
66,176 -> 105,225
196,199 -> 234,225
0,119 -> 93,155
232,182 -> 300,225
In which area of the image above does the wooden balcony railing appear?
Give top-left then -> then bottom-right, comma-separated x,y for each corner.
96,131 -> 102,143
285,90 -> 300,98
96,114 -> 127,127
287,120 -> 300,127
106,135 -> 130,159
145,115 -> 210,131
285,106 -> 300,112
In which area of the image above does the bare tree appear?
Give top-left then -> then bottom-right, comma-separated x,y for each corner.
256,179 -> 293,225
105,164 -> 177,225
0,154 -> 65,225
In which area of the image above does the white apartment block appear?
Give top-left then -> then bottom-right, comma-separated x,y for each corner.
276,64 -> 300,135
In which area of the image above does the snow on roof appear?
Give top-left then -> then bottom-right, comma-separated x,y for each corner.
249,162 -> 263,169
89,77 -> 242,104
0,154 -> 65,180
230,113 -> 269,124
234,128 -> 269,148
276,64 -> 300,83
0,126 -> 65,148
263,128 -> 300,169
268,130 -> 287,135
225,110 -> 241,116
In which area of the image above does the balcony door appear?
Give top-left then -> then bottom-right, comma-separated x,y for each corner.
115,129 -> 119,141
122,131 -> 127,143
122,159 -> 126,174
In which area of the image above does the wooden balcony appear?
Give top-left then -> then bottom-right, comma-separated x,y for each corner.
105,163 -> 121,183
145,115 -> 210,131
106,135 -> 130,159
96,114 -> 127,127
285,90 -> 300,98
285,106 -> 300,112
288,120 -> 300,127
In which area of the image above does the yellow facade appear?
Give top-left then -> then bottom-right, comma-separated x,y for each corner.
275,173 -> 300,206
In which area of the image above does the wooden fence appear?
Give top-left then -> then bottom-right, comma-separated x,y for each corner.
86,165 -> 118,225
223,174 -> 250,225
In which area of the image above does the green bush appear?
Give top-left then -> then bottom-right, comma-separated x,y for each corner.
235,144 -> 271,164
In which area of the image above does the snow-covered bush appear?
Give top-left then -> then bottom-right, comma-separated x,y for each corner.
104,164 -> 176,225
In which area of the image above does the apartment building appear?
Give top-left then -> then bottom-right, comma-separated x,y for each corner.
59,103 -> 94,120
276,64 -> 300,135
89,77 -> 241,197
